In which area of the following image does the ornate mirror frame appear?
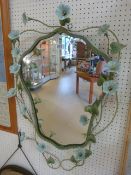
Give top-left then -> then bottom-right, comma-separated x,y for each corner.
7,4 -> 126,170
0,0 -> 17,133
19,27 -> 111,149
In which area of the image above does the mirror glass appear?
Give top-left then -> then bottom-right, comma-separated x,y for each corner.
22,34 -> 106,145
0,5 -> 10,127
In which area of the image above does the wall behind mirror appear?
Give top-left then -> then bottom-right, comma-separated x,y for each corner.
0,0 -> 17,133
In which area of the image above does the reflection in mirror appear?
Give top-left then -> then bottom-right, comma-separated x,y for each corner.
22,34 -> 106,145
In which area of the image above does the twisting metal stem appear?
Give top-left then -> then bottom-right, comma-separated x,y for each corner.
92,100 -> 103,131
69,26 -> 99,32
20,29 -> 49,35
95,93 -> 118,136
28,17 -> 60,28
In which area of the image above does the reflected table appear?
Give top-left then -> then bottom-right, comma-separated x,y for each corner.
76,71 -> 98,104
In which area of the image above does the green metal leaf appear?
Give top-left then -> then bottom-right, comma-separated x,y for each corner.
59,18 -> 70,26
25,80 -> 32,88
110,42 -> 126,54
85,105 -> 99,116
109,72 -> 115,80
34,97 -> 42,104
85,149 -> 92,159
92,105 -> 99,116
33,48 -> 41,56
85,105 -> 92,113
87,134 -> 96,143
70,155 -> 77,163
17,82 -> 23,91
47,156 -> 55,164
65,17 -> 70,23
97,76 -> 105,86
98,24 -> 110,35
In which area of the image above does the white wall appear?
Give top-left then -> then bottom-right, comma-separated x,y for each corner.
0,0 -> 131,175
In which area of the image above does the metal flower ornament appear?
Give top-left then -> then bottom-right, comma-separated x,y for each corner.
7,4 -> 126,171
55,4 -> 71,26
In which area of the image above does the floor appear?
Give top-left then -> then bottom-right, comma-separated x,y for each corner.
32,67 -> 101,145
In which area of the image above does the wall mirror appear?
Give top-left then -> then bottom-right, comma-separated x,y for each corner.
22,34 -> 106,145
0,0 -> 17,133
18,25 -> 112,149
8,3 -> 126,170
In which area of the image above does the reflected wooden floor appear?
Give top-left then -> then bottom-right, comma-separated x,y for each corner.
32,67 -> 101,145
